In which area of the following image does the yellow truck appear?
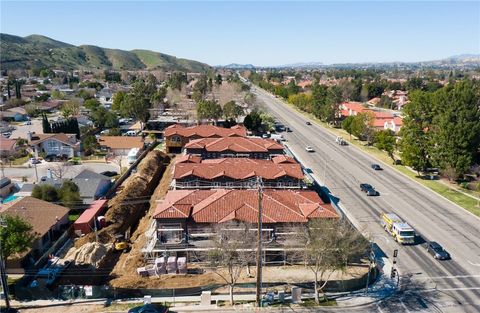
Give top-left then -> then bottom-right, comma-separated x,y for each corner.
380,212 -> 415,244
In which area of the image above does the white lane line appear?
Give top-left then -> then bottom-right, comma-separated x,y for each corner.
412,274 -> 480,280
400,299 -> 412,313
437,287 -> 480,291
468,260 -> 480,267
377,303 -> 386,313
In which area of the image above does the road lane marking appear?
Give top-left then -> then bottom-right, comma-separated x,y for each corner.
411,275 -> 480,280
437,287 -> 480,291
468,260 -> 480,267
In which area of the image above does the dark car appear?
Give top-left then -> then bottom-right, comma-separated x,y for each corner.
426,241 -> 450,260
366,188 -> 379,196
360,183 -> 373,192
128,304 -> 168,313
100,171 -> 119,177
371,164 -> 382,170
286,127 -> 292,132
306,121 -> 312,125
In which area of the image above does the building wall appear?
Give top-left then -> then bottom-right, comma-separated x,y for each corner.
34,139 -> 75,157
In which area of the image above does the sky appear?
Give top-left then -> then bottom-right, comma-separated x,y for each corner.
1,1 -> 479,66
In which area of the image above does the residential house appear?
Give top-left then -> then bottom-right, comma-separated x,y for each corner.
173,157 -> 304,189
184,137 -> 284,159
98,136 -> 144,156
72,170 -> 112,205
0,137 -> 18,157
143,189 -> 338,262
0,111 -> 27,122
1,196 -> 69,271
340,102 -> 403,134
28,133 -> 80,158
73,199 -> 108,235
165,124 -> 247,153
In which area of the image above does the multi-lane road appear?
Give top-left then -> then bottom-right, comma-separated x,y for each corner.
251,86 -> 480,313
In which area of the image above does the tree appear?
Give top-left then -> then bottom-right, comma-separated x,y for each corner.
375,129 -> 396,162
51,90 -> 66,100
49,161 -> 71,179
61,99 -> 81,118
207,222 -> 256,305
223,101 -> 244,120
168,71 -> 187,90
215,74 -> 223,85
83,135 -> 99,156
77,89 -> 93,100
193,75 -> 208,98
112,91 -> 127,112
342,116 -> 355,139
42,113 -> 51,133
32,184 -> 59,202
295,218 -> 368,304
429,81 -> 480,177
0,215 -> 36,260
58,181 -> 81,209
399,90 -> 434,174
243,110 -> 262,131
197,100 -> 223,122
84,99 -> 101,110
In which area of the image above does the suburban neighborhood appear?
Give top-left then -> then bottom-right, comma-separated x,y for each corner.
1,2 -> 480,313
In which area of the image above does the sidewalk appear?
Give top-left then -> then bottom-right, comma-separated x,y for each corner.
10,260 -> 398,311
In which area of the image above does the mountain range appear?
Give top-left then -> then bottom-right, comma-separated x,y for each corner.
0,33 -> 211,72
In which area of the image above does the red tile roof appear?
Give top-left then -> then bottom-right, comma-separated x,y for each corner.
154,189 -> 338,223
176,154 -> 202,164
174,158 -> 303,180
0,138 -> 17,151
165,124 -> 247,138
185,137 -> 284,153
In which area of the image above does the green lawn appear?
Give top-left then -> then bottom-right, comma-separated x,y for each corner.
10,155 -> 30,165
275,96 -> 480,217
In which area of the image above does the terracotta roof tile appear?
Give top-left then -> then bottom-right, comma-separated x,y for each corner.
154,189 -> 338,223
174,158 -> 303,180
185,137 -> 284,153
165,124 -> 247,138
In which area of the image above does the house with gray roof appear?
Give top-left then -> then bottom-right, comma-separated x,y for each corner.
72,170 -> 112,205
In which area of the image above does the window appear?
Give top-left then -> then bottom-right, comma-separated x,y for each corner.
213,182 -> 220,187
226,182 -> 233,188
277,182 -> 284,188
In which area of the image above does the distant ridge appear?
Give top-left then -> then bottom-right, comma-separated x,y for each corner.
0,33 -> 211,72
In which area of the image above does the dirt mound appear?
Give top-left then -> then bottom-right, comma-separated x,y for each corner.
65,242 -> 113,267
75,150 -> 170,247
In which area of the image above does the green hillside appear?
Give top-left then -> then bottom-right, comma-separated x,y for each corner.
0,33 -> 210,72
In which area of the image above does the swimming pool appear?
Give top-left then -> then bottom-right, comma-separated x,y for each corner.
1,194 -> 20,204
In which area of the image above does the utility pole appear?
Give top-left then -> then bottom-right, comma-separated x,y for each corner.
0,218 -> 11,310
255,177 -> 263,307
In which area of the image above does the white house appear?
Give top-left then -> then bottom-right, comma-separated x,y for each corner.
28,133 -> 80,158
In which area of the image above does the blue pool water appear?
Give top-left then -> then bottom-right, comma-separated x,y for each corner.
1,194 -> 19,204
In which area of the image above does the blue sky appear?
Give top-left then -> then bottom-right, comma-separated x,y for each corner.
1,1 -> 479,66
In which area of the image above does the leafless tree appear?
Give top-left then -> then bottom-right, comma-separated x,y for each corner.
207,222 -> 256,305
295,218 -> 368,304
49,161 -> 71,179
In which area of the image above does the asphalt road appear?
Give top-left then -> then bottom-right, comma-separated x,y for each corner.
251,86 -> 480,313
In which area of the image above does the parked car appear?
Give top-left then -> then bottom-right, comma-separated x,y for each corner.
2,132 -> 11,138
360,183 -> 373,192
335,136 -> 347,145
128,304 -> 168,313
305,146 -> 315,152
306,121 -> 312,125
29,158 -> 41,165
286,127 -> 292,132
262,133 -> 271,138
22,121 -> 32,126
371,164 -> 382,170
426,241 -> 450,260
100,171 -> 118,177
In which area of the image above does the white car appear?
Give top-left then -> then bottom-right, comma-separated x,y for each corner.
305,146 -> 315,152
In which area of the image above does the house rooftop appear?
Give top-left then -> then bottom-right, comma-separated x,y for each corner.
165,124 -> 247,138
174,158 -> 303,180
185,137 -> 284,153
98,136 -> 144,150
29,133 -> 78,147
154,189 -> 338,223
0,196 -> 69,237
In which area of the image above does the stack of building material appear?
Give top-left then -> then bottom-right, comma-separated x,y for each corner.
167,256 -> 177,274
155,257 -> 166,275
177,257 -> 187,274
137,266 -> 149,277
145,264 -> 156,276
